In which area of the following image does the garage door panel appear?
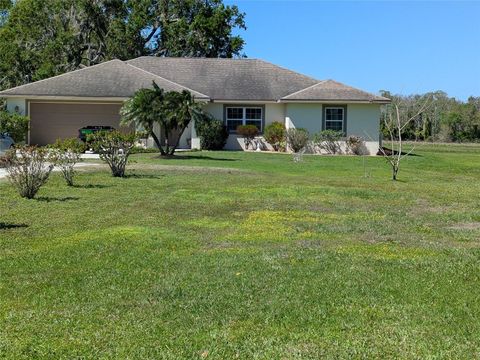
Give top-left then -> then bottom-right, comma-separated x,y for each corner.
29,103 -> 124,145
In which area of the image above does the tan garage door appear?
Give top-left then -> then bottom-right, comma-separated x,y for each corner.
29,102 -> 123,145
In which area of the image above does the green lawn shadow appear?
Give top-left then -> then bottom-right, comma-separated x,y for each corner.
35,196 -> 80,202
0,222 -> 28,230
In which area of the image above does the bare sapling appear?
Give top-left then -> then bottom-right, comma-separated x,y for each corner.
380,97 -> 431,180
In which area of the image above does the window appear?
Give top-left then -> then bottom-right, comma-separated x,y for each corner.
325,107 -> 345,132
226,107 -> 244,132
225,106 -> 263,132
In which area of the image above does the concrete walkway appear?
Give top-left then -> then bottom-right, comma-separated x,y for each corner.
81,153 -> 100,159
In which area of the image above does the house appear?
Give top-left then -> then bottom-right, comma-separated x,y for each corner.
0,57 -> 390,154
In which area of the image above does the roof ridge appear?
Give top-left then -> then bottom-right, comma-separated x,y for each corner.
125,62 -> 210,99
0,59 -> 123,95
281,80 -> 328,100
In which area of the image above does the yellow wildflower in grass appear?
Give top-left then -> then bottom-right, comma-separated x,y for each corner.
336,243 -> 438,260
226,210 -> 320,242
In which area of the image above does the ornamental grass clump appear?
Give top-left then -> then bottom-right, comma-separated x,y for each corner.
49,138 -> 86,186
5,146 -> 53,199
88,131 -> 137,177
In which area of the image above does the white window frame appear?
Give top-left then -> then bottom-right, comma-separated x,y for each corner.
324,107 -> 345,132
225,106 -> 263,133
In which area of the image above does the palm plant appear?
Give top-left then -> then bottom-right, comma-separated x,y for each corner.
121,82 -> 204,156
120,81 -> 166,154
162,90 -> 204,155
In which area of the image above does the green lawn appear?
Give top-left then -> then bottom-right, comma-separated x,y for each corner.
1,144 -> 480,358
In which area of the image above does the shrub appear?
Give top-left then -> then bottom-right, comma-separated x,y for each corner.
286,128 -> 309,153
130,146 -> 159,154
88,131 -> 137,177
236,125 -> 259,150
345,135 -> 367,155
4,146 -> 53,199
49,138 -> 86,186
313,130 -> 343,154
264,121 -> 286,151
195,114 -> 229,150
0,111 -> 29,143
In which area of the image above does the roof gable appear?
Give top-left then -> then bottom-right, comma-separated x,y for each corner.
281,80 -> 390,103
0,59 -> 209,99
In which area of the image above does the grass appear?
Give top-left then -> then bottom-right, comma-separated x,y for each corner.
1,144 -> 480,358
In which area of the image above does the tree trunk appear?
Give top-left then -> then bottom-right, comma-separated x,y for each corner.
149,129 -> 166,156
158,128 -> 170,157
392,164 -> 399,181
168,127 -> 186,156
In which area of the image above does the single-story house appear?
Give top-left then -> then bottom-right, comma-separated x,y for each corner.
0,57 -> 390,154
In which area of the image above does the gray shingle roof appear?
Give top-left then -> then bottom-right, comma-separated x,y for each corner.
0,59 -> 209,99
127,57 -> 320,101
281,80 -> 390,102
0,57 -> 389,103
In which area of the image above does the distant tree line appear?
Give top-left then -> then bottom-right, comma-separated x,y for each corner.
380,90 -> 480,142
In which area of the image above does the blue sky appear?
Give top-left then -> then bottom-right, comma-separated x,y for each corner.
225,1 -> 480,101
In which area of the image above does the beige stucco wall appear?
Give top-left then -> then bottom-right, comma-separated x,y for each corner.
265,103 -> 286,126
285,102 -> 381,155
194,102 -> 381,153
7,96 -> 381,154
204,102 -> 224,120
285,103 -> 323,132
193,102 -> 286,150
286,103 -> 380,140
178,121 -> 193,149
6,98 -> 27,115
347,104 -> 380,141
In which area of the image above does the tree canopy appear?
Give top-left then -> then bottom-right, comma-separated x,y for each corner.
0,0 -> 246,90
